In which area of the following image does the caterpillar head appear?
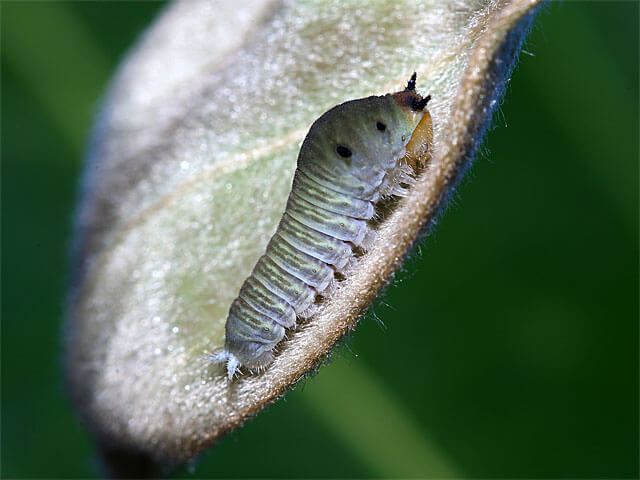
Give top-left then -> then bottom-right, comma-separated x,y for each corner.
390,72 -> 433,168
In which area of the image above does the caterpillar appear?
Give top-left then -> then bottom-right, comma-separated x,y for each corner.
212,74 -> 433,379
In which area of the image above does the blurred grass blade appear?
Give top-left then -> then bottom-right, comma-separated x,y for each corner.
522,6 -> 637,231
1,2 -> 110,155
301,361 -> 459,477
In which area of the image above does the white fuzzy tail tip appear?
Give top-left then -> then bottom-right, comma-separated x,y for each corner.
225,354 -> 240,380
209,350 -> 241,380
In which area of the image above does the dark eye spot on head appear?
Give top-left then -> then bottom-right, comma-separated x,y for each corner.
376,122 -> 386,132
336,145 -> 352,158
401,135 -> 406,142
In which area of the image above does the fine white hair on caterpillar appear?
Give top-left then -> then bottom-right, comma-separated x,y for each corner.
211,74 -> 433,379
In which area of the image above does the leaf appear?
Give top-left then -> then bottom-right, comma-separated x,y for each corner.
65,0 -> 543,473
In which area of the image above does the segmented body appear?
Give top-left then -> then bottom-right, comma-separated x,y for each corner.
213,76 -> 432,379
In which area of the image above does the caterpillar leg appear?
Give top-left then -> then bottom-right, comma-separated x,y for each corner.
209,350 -> 241,380
210,344 -> 277,380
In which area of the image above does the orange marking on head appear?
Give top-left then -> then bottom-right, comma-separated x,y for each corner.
390,74 -> 433,170
403,107 -> 433,170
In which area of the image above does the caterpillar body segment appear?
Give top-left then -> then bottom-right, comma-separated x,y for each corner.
278,216 -> 352,268
292,171 -> 376,219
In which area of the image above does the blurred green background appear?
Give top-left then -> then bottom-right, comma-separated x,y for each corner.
2,1 -> 637,478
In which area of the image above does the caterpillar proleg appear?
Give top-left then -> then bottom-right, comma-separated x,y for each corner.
212,74 -> 433,379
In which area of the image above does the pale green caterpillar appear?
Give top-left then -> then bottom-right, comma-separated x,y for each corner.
212,74 -> 433,379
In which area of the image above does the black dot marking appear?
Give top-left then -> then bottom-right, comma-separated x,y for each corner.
376,121 -> 386,132
336,145 -> 352,158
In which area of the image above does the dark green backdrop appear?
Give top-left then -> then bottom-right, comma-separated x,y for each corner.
2,2 -> 638,478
